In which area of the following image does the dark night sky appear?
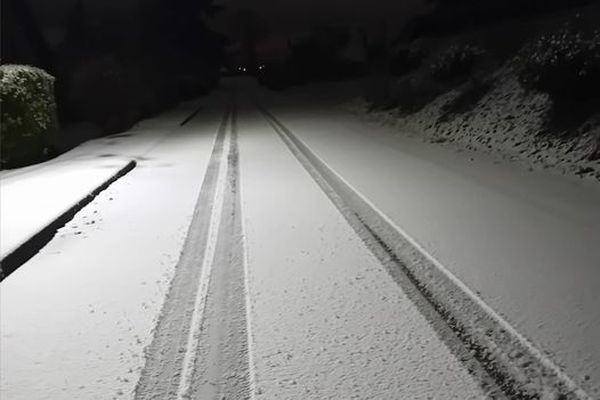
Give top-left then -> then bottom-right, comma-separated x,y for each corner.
213,0 -> 428,59
28,0 -> 428,57
213,0 -> 427,35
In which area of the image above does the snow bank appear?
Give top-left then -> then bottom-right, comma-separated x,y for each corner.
347,67 -> 600,182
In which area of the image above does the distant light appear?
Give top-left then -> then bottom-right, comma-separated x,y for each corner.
259,65 -> 265,70
242,67 -> 247,72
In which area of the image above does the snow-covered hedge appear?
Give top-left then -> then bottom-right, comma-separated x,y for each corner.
1,65 -> 58,168
431,44 -> 484,82
516,26 -> 600,100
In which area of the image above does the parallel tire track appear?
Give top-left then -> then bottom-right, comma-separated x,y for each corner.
257,104 -> 592,400
187,102 -> 253,399
135,102 -> 252,400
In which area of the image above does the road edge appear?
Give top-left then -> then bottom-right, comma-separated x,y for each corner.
0,159 -> 137,280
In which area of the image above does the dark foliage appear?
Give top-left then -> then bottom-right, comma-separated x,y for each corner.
288,27 -> 365,84
508,20 -> 600,156
1,0 -> 54,71
431,44 -> 484,82
62,57 -> 149,133
390,48 -> 424,77
0,66 -> 59,168
403,0 -> 595,39
514,23 -> 600,140
516,26 -> 600,101
232,9 -> 270,74
3,0 -> 226,148
257,26 -> 367,90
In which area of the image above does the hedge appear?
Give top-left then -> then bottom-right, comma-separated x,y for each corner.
1,65 -> 59,168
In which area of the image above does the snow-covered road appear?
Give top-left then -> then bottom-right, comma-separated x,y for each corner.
254,85 -> 600,397
1,78 -> 598,399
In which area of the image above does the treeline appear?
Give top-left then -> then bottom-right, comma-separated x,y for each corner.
403,0 -> 596,39
257,26 -> 369,90
2,0 -> 226,139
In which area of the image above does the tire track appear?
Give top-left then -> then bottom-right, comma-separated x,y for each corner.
257,103 -> 592,400
187,102 -> 254,399
135,101 -> 252,400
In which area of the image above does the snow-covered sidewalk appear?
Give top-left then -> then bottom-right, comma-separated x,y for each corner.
0,100 -> 209,274
0,157 -> 134,261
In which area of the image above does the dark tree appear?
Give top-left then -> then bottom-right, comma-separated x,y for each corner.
47,0 -> 227,141
231,9 -> 269,72
1,0 -> 53,71
405,0 -> 595,39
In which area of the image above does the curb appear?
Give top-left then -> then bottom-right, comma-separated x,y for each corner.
0,160 -> 137,281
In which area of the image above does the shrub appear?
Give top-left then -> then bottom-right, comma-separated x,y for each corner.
431,43 -> 484,82
0,65 -> 59,168
516,26 -> 600,101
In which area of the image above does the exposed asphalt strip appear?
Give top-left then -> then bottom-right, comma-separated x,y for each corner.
180,105 -> 203,127
256,103 -> 593,400
0,160 -> 136,281
135,101 -> 253,400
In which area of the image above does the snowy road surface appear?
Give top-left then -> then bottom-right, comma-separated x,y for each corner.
1,78 -> 599,399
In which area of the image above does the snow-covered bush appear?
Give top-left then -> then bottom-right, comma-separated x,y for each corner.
431,43 -> 484,82
1,65 -> 59,168
516,26 -> 600,100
